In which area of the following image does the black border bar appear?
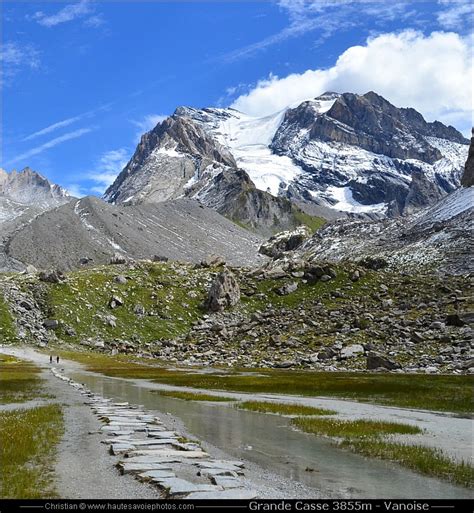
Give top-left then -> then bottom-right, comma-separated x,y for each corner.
0,499 -> 472,513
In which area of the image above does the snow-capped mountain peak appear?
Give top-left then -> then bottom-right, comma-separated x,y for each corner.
105,91 -> 469,223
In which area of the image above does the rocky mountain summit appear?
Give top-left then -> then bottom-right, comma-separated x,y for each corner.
104,115 -> 302,236
110,91 -> 468,223
0,167 -> 71,222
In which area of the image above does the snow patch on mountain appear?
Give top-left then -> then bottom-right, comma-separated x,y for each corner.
325,186 -> 387,214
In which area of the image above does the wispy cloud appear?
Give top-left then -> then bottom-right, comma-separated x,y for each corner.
1,41 -> 40,83
23,115 -> 86,142
7,128 -> 94,166
22,104 -> 111,142
32,0 -> 101,28
131,114 -> 168,143
437,0 -> 473,30
64,183 -> 86,198
220,1 -> 417,63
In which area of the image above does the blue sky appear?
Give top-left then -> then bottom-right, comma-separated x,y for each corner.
2,0 -> 473,196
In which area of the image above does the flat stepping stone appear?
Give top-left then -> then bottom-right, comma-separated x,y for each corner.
186,489 -> 258,499
101,425 -> 137,432
197,461 -> 244,471
127,449 -> 208,459
103,417 -> 145,423
118,462 -> 174,475
147,431 -> 178,438
107,425 -> 147,432
100,427 -> 135,434
211,476 -> 243,489
121,456 -> 183,464
107,421 -> 147,426
110,443 -> 136,455
106,439 -> 175,447
200,469 -> 241,478
172,442 -> 202,451
152,478 -> 217,497
138,470 -> 176,481
116,442 -> 176,455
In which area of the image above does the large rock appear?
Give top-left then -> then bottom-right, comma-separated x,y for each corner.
340,344 -> 365,359
461,129 -> 474,187
259,226 -> 311,258
366,352 -> 400,370
205,271 -> 240,312
39,270 -> 65,283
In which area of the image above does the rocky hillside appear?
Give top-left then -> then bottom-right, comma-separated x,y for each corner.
279,138 -> 474,275
0,257 -> 472,374
1,196 -> 265,271
0,167 -> 71,222
104,115 -> 307,236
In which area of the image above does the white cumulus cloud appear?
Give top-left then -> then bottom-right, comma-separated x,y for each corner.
230,30 -> 473,134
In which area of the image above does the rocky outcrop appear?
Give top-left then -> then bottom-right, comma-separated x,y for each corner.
259,226 -> 311,258
189,167 -> 299,237
460,129 -> 474,187
205,270 -> 240,312
0,167 -> 70,206
104,116 -> 236,205
402,170 -> 445,215
291,185 -> 474,275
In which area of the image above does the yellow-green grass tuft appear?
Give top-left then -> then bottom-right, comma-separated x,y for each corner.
237,400 -> 336,416
292,417 -> 423,438
154,390 -> 237,402
0,404 -> 64,498
340,439 -> 474,488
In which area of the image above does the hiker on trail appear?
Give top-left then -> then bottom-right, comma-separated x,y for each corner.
50,355 -> 53,363
56,356 -> 60,364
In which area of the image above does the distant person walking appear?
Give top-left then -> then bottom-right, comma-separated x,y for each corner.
56,356 -> 60,364
50,355 -> 53,363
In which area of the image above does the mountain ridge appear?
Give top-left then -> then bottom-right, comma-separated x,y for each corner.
107,91 -> 467,223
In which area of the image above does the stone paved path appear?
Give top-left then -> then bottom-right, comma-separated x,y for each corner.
51,368 -> 259,499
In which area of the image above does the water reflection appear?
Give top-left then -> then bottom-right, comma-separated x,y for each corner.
73,372 -> 471,499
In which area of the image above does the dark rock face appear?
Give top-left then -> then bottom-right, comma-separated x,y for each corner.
402,170 -> 445,215
461,130 -> 474,187
271,92 -> 468,215
191,167 -> 298,237
273,92 -> 467,164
